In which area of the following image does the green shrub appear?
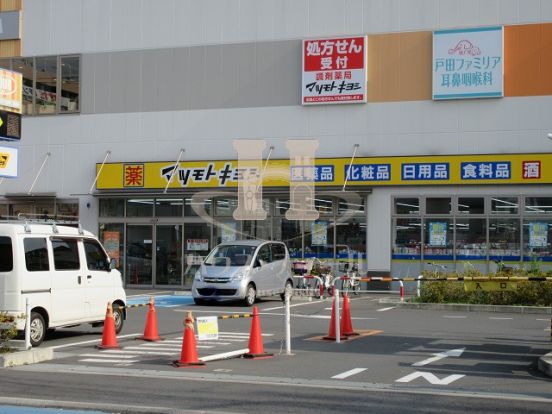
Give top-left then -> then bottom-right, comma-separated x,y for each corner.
0,312 -> 18,353
416,280 -> 552,306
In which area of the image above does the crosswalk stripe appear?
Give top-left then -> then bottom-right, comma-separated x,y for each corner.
79,358 -> 139,363
79,353 -> 136,359
99,349 -> 177,356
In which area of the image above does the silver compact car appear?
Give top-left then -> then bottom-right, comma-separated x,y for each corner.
192,240 -> 294,306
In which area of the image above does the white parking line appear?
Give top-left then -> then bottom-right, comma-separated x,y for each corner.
443,315 -> 467,319
79,353 -> 137,359
489,317 -> 513,320
49,333 -> 142,350
100,349 -> 176,356
331,368 -> 368,379
377,307 -> 396,312
536,318 -> 550,321
263,300 -> 326,311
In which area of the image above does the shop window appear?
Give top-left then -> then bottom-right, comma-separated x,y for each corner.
523,220 -> 552,262
525,197 -> 552,214
155,198 -> 183,217
214,220 -> 239,245
458,197 -> 484,214
185,198 -> 211,216
35,56 -> 57,114
426,197 -> 451,214
0,59 -> 10,69
455,218 -> 486,259
392,218 -> 421,258
0,204 -> 7,220
424,219 -> 453,259
35,200 -> 55,221
336,218 -> 366,260
274,198 -> 290,216
242,220 -> 271,241
338,197 -> 365,217
56,201 -> 79,219
99,223 -> 124,269
394,198 -> 420,215
489,218 -> 520,260
60,56 -> 79,112
99,199 -> 124,217
314,197 -> 334,215
274,218 -> 302,259
304,220 -> 334,259
13,57 -> 33,115
126,199 -> 154,217
215,198 -> 238,216
491,197 -> 518,215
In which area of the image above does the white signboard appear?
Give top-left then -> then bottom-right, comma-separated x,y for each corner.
433,26 -> 503,100
0,145 -> 17,177
186,239 -> 209,251
196,316 -> 219,341
302,36 -> 367,105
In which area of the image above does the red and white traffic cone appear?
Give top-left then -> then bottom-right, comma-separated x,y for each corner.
323,295 -> 347,341
96,302 -> 119,349
340,294 -> 359,336
173,311 -> 205,367
137,296 -> 162,342
244,306 -> 273,359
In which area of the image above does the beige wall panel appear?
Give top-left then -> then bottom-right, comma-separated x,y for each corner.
0,39 -> 20,57
368,31 -> 432,102
0,0 -> 21,12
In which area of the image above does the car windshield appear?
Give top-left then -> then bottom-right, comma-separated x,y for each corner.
204,245 -> 256,266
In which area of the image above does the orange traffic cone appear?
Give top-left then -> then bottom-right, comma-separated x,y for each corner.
173,311 -> 205,367
340,294 -> 359,336
323,295 -> 348,341
96,302 -> 120,349
137,296 -> 162,341
244,306 -> 273,359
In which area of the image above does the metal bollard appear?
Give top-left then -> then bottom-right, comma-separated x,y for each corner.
417,275 -> 423,297
399,280 -> 404,302
284,293 -> 292,355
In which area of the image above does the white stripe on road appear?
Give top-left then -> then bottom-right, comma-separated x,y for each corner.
489,317 -> 513,320
377,307 -> 396,312
79,353 -> 137,359
79,358 -> 139,364
49,333 -> 142,350
100,349 -> 177,356
331,368 -> 368,379
443,315 -> 467,319
536,318 -> 550,321
263,300 -> 326,311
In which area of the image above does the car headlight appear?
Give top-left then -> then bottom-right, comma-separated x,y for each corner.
194,270 -> 203,282
231,271 -> 246,281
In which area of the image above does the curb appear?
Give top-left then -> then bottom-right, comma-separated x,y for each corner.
0,347 -> 53,368
379,298 -> 552,314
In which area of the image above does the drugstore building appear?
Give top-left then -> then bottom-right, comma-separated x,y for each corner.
1,1 -> 552,288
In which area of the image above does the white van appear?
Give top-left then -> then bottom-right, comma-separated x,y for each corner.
192,240 -> 294,306
0,222 -> 127,346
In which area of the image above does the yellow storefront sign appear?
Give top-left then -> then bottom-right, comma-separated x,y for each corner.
96,153 -> 552,190
464,281 -> 518,292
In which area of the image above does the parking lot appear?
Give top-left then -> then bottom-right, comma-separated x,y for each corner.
16,290 -> 550,401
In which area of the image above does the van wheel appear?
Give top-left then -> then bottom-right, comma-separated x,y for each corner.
244,284 -> 256,307
113,305 -> 124,334
30,312 -> 46,347
280,280 -> 294,301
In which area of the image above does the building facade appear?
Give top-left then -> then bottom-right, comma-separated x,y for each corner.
1,0 -> 552,288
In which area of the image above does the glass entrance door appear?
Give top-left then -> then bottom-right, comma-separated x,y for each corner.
155,225 -> 183,286
126,225 -> 153,285
183,223 -> 211,287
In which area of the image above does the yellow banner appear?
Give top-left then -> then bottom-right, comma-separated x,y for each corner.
464,281 -> 518,292
96,153 -> 552,190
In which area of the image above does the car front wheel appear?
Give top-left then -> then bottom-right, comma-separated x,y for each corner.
29,312 -> 46,347
244,284 -> 256,307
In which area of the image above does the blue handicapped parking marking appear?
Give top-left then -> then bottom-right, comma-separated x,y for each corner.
127,295 -> 194,308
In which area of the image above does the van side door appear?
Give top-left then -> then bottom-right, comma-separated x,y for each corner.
82,238 -> 113,320
21,237 -> 54,317
50,237 -> 87,324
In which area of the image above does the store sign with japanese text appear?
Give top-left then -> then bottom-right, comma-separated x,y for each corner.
96,153 -> 552,190
433,26 -> 503,100
302,36 -> 367,105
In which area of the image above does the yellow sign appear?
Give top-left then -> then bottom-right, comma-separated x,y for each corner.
196,316 -> 219,340
96,153 -> 552,190
464,281 -> 518,292
0,152 -> 8,168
